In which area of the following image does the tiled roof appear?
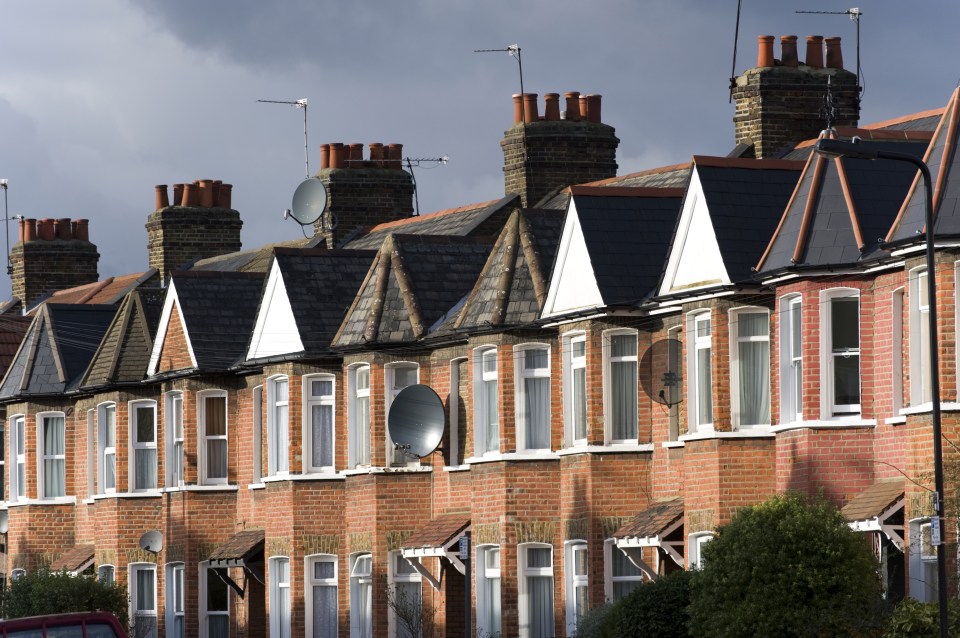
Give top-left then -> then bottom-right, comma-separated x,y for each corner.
402,514 -> 470,550
614,498 -> 685,539
757,136 -> 929,275
0,304 -> 116,398
208,529 -> 264,562
449,209 -> 564,331
535,163 -> 692,210
260,248 -> 377,357
841,480 -> 904,523
341,196 -> 517,250
191,238 -> 313,273
864,108 -> 945,132
49,544 -> 95,572
571,188 -> 684,307
171,271 -> 265,370
334,235 -> 492,348
0,316 -> 30,379
79,288 -> 165,389
38,271 -> 158,309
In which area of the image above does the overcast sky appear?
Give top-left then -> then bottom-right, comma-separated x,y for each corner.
0,1 -> 954,300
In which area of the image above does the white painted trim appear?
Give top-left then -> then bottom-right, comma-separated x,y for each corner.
556,444 -> 654,456
340,466 -> 433,476
678,429 -> 775,442
900,402 -> 960,415
661,441 -> 685,449
176,485 -> 239,492
770,419 -> 877,433
465,452 -> 560,464
5,496 -> 77,507
885,416 -> 907,425
147,281 -> 197,376
542,198 -> 604,318
247,259 -> 305,360
91,491 -> 162,500
443,465 -> 470,472
261,473 -> 345,482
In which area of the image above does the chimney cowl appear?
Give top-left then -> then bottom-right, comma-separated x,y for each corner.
825,36 -> 843,69
73,219 -> 89,242
522,93 -> 539,123
757,35 -> 775,68
564,92 -> 581,121
544,93 -> 561,121
512,94 -> 523,125
320,144 -> 330,170
780,35 -> 798,68
330,143 -> 344,169
55,218 -> 72,241
805,35 -> 824,69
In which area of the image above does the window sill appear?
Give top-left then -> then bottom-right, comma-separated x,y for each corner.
770,419 -> 877,433
6,496 -> 76,507
248,483 -> 266,490
662,441 -> 685,449
900,402 -> 960,415
443,465 -> 471,472
92,491 -> 162,500
262,473 -> 345,483
679,428 -> 775,442
466,451 -> 559,464
340,466 -> 431,476
171,484 -> 240,492
885,416 -> 907,425
556,444 -> 654,456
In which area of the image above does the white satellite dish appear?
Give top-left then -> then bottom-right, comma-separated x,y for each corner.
388,384 -> 445,457
289,177 -> 327,225
138,530 -> 163,554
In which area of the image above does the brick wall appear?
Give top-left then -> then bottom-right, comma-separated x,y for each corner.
146,205 -> 242,278
313,167 -> 414,248
10,227 -> 99,308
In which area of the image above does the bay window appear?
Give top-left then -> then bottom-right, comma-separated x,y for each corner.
166,563 -> 185,638
10,415 -> 24,501
306,554 -> 338,638
201,562 -> 230,638
822,291 -> 860,417
386,363 -> 419,466
165,392 -> 184,488
605,331 -> 638,442
348,365 -> 371,468
689,312 -> 713,430
730,309 -> 770,428
780,296 -> 803,423
350,553 -> 373,638
97,403 -> 116,494
476,546 -> 501,637
519,543 -> 554,638
563,334 -> 587,446
39,413 -> 65,498
565,541 -> 588,635
130,563 -> 157,638
304,375 -> 335,473
130,401 -> 157,491
270,557 -> 291,638
606,540 -> 643,601
389,551 -> 422,638
516,346 -> 551,451
267,376 -> 290,476
910,269 -> 932,406
474,347 -> 499,456
200,392 -> 228,485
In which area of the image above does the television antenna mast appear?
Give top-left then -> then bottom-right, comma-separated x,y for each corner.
795,8 -> 864,95
257,98 -> 310,178
404,156 -> 449,216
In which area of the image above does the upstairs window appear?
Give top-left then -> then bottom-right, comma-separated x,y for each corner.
10,415 -> 24,501
39,413 -> 66,498
563,334 -> 588,446
166,392 -> 184,488
517,346 -> 551,451
98,564 -> 115,585
605,331 -> 638,443
200,392 -> 228,485
822,291 -> 860,417
910,269 -> 933,406
267,377 -> 290,476
667,326 -> 682,441
305,375 -> 336,473
348,365 -> 371,468
130,401 -> 158,491
386,363 -> 419,465
731,309 -> 770,428
689,312 -> 713,430
97,404 -> 116,494
474,347 -> 499,456
780,296 -> 803,424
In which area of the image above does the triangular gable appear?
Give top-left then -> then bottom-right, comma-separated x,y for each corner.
659,166 -> 729,295
80,290 -> 162,388
542,199 -> 604,317
148,283 -> 197,376
247,259 -> 304,360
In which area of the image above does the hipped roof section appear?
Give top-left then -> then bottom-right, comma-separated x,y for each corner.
534,162 -> 692,211
887,88 -> 960,245
0,304 -> 116,399
756,131 -> 931,275
333,234 -> 492,348
79,288 -> 165,389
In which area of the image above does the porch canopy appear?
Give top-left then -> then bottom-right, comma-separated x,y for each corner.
208,529 -> 265,597
50,544 -> 95,575
613,498 -> 684,579
842,479 -> 905,549
400,513 -> 470,590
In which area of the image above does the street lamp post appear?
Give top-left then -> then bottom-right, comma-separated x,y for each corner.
815,136 -> 947,638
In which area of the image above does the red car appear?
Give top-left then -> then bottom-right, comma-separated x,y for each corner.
0,612 -> 127,637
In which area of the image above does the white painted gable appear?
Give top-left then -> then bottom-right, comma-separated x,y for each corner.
659,166 -> 730,296
247,259 -> 304,360
542,198 -> 604,318
147,281 -> 197,376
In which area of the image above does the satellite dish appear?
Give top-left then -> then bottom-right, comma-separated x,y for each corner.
289,177 -> 327,225
138,530 -> 163,554
639,338 -> 683,406
388,384 -> 445,457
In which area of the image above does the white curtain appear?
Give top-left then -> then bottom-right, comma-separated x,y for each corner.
313,584 -> 337,638
44,416 -> 65,497
697,348 -> 712,424
612,548 -> 642,600
277,559 -> 291,638
357,396 -> 370,465
206,398 -> 227,479
484,378 -> 499,452
135,449 -> 157,490
357,580 -> 372,638
611,336 -> 638,440
738,313 -> 770,426
528,575 -> 554,638
573,367 -> 587,440
313,404 -> 333,468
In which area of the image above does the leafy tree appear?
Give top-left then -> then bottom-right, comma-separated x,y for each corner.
687,492 -> 885,638
1,569 -> 128,627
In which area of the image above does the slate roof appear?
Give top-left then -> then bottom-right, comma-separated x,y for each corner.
208,529 -> 264,563
170,271 -> 265,370
569,186 -> 685,307
888,88 -> 960,245
0,304 -> 116,399
402,514 -> 470,550
535,163 -> 692,211
79,288 -> 166,389
757,134 -> 930,275
684,156 -> 803,284
50,544 -> 95,572
249,248 -> 377,359
340,195 -> 518,250
841,480 -> 904,523
448,209 -> 564,332
190,238 -> 313,273
333,235 -> 493,348
38,270 -> 158,309
0,316 -> 30,379
613,498 -> 685,540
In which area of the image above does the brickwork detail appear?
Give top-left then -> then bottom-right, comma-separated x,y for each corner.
564,518 -> 589,540
266,537 -> 290,557
473,523 -> 501,546
146,206 -> 242,277
302,534 -> 339,556
11,235 -> 99,308
165,545 -> 185,563
908,491 -> 934,519
349,532 -> 373,553
601,516 -> 632,539
313,168 -> 414,247
126,548 -> 157,564
687,509 -> 715,534
513,521 -> 555,544
386,530 -> 414,551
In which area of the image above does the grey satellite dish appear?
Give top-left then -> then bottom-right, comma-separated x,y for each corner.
388,384 -> 445,457
640,338 -> 683,406
138,530 -> 163,554
289,177 -> 327,225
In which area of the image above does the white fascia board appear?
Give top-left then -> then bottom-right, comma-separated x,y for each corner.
247,259 -> 304,360
147,281 -> 196,376
542,198 -> 604,319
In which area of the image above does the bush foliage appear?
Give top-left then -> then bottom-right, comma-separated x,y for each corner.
883,598 -> 960,637
687,492 -> 885,637
574,570 -> 693,638
1,569 -> 128,627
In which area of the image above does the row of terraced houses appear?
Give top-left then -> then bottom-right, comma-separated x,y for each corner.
0,33 -> 956,637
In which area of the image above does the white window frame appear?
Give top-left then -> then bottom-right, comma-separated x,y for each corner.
892,288 -> 905,415
515,344 -> 552,452
688,532 -> 715,570
350,552 -> 373,638
165,562 -> 185,638
603,329 -> 639,444
908,518 -> 938,602
449,357 -> 467,466
667,326 -> 682,441
200,561 -> 230,638
604,539 -> 643,602
8,415 -> 24,502
820,289 -> 861,418
129,562 -> 158,638
270,556 -> 292,638
97,403 -> 116,495
385,362 -> 420,467
562,332 -> 588,448
129,400 -> 158,492
37,411 -> 66,499
10,568 -> 25,581
348,364 -> 371,468
85,410 -> 94,498
388,550 -> 422,638
165,392 -> 185,488
518,542 -> 555,638
198,391 -> 229,486
474,346 -> 500,456
303,374 -> 336,474
476,545 -> 501,638
729,307 -> 771,429
909,268 -> 932,407
564,540 -> 588,636
98,564 -> 115,585
305,554 -> 338,638
252,385 -> 263,484
267,376 -> 290,477
779,295 -> 803,424
687,311 -> 713,431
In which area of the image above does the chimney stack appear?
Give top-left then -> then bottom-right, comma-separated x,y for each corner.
10,217 -> 99,308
